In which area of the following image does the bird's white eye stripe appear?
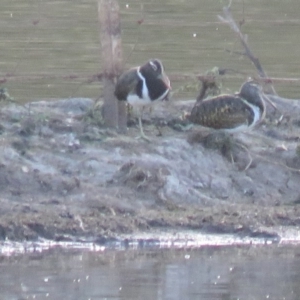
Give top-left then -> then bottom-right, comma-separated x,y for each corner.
149,60 -> 158,71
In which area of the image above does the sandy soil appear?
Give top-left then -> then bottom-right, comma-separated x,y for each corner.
0,95 -> 299,243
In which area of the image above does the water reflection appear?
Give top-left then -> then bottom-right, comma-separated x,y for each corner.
1,245 -> 300,300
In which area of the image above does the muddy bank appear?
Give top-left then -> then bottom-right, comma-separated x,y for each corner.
0,96 -> 299,243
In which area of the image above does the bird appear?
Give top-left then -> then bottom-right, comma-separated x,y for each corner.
189,81 -> 269,132
114,59 -> 171,141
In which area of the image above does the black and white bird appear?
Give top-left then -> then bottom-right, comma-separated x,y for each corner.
189,81 -> 269,132
114,59 -> 171,140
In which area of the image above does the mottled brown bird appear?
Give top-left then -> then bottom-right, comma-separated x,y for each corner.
189,81 -> 269,132
115,59 -> 171,140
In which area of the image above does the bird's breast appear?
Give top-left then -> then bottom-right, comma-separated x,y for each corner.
240,98 -> 263,128
127,93 -> 152,106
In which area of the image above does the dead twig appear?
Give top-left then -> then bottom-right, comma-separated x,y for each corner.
124,3 -> 145,63
218,3 -> 277,95
1,72 -> 300,87
254,153 -> 300,174
236,142 -> 253,171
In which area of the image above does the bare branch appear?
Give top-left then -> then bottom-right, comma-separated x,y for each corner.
1,72 -> 300,87
219,4 -> 277,95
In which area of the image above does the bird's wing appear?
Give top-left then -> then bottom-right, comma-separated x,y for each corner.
114,68 -> 139,100
190,95 -> 252,129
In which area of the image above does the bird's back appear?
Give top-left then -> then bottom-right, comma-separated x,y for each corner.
189,95 -> 256,131
114,68 -> 140,101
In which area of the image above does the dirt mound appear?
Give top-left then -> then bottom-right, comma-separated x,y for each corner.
0,97 -> 299,241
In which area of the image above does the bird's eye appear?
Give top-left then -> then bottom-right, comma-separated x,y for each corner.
149,61 -> 158,71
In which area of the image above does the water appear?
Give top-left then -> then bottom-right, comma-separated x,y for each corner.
0,245 -> 299,300
0,0 -> 299,103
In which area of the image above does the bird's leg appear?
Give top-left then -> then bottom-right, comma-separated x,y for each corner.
136,107 -> 151,142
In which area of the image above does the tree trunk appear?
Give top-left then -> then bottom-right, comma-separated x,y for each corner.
98,0 -> 126,131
